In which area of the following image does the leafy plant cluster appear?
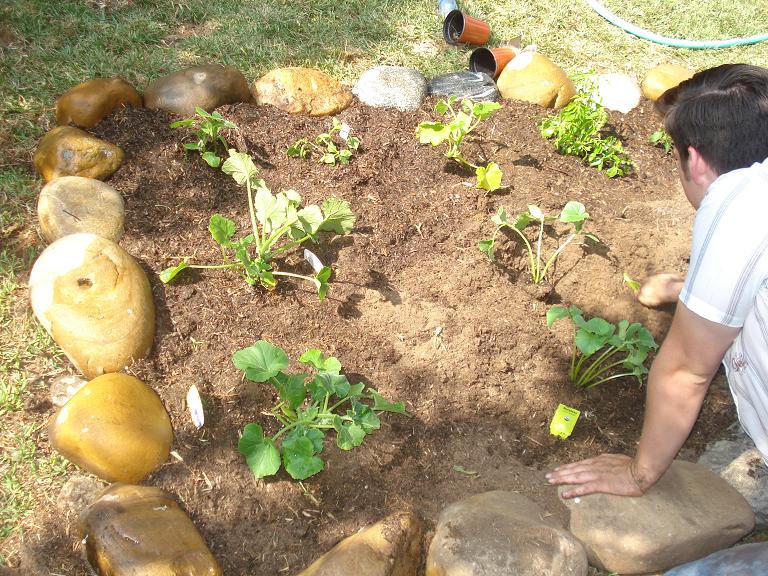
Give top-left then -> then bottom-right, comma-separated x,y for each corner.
161,149 -> 355,300
547,305 -> 658,389
235,340 -> 409,480
649,129 -> 674,154
170,107 -> 237,168
478,201 -> 598,284
287,117 -> 361,166
538,75 -> 633,177
416,97 -> 503,193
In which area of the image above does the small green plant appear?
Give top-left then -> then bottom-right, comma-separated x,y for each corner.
160,149 -> 355,299
478,201 -> 598,284
287,117 -> 360,165
649,129 -> 674,154
170,107 -> 237,168
538,74 -> 633,177
416,96 -> 503,193
547,305 -> 658,389
235,340 -> 409,480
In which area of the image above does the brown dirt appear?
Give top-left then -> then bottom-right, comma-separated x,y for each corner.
13,97 -> 737,574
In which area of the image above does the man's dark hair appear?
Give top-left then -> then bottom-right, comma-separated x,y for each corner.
656,64 -> 768,176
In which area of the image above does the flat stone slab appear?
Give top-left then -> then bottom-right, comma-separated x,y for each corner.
664,542 -> 768,575
561,460 -> 755,574
428,72 -> 499,101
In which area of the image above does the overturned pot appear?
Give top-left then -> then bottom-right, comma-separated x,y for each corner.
469,46 -> 519,80
443,10 -> 490,46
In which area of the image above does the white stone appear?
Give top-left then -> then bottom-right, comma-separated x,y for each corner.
353,66 -> 427,112
595,73 -> 641,113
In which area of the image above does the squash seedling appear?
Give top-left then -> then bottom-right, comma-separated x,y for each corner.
478,201 -> 598,284
416,96 -> 503,193
160,149 -> 355,300
235,340 -> 409,480
539,74 -> 633,177
287,117 -> 360,165
547,305 -> 658,389
170,107 -> 237,168
649,129 -> 674,154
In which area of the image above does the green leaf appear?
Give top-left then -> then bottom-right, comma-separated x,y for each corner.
559,201 -> 589,223
546,305 -> 573,327
183,142 -> 202,151
311,371 -> 350,400
367,389 -> 410,416
434,99 -> 450,114
416,122 -> 450,146
201,151 -> 221,167
299,349 -> 342,373
320,153 -> 337,165
316,266 -> 332,300
222,149 -> 258,186
281,436 -> 324,480
476,162 -> 502,192
348,400 -> 380,433
574,318 -> 615,355
452,464 -> 479,476
513,212 -> 533,230
334,415 -> 366,450
293,205 -> 323,237
233,340 -> 289,382
623,272 -> 641,293
160,259 -> 189,284
472,101 -> 502,120
273,372 -> 308,410
170,119 -> 196,129
285,426 -> 324,454
238,424 -> 281,479
319,197 -> 356,234
490,206 -> 508,226
478,239 -> 495,261
208,214 -> 236,246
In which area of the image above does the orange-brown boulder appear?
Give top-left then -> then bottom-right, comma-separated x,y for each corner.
33,126 -> 124,182
642,63 -> 695,101
56,77 -> 142,128
144,64 -> 251,116
496,52 -> 575,109
252,67 -> 352,116
81,484 -> 222,575
50,373 -> 173,483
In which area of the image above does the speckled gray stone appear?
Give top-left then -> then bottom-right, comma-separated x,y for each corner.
352,66 -> 427,112
428,71 -> 499,101
664,542 -> 768,576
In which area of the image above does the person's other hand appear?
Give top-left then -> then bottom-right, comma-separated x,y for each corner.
637,273 -> 684,307
545,454 -> 645,498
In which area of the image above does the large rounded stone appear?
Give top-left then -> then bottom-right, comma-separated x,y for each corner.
37,176 -> 124,243
561,460 -> 755,574
81,484 -> 222,575
50,373 -> 172,483
33,126 -> 124,183
252,67 -> 352,116
144,64 -> 252,116
29,233 -> 155,379
596,73 -> 641,113
427,491 -> 587,576
353,66 -> 428,112
56,77 -> 142,129
642,63 -> 694,101
296,512 -> 422,576
496,52 -> 575,108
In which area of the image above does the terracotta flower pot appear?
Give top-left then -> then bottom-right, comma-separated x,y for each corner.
469,46 -> 520,79
443,10 -> 491,46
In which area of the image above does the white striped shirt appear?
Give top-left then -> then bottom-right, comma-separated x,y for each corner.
680,157 -> 768,464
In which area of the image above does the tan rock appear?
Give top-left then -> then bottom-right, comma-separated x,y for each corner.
50,373 -> 172,483
29,233 -> 155,379
426,491 -> 587,576
252,67 -> 352,116
562,460 -> 755,574
642,63 -> 695,101
81,484 -> 222,575
496,52 -> 575,108
33,126 -> 124,182
144,64 -> 251,116
56,77 -> 142,129
296,511 -> 422,576
37,176 -> 124,243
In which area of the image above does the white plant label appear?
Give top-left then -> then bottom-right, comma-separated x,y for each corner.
303,249 -> 324,273
187,384 -> 205,428
339,122 -> 351,141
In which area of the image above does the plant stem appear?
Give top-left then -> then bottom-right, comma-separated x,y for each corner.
189,262 -> 242,270
535,218 -> 544,283
504,225 -> 537,284
583,371 -> 637,389
539,233 -> 577,282
272,270 -> 320,288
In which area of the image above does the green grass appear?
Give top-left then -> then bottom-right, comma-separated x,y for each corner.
1,0 -> 768,565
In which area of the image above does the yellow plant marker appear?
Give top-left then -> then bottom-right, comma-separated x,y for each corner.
550,404 -> 580,439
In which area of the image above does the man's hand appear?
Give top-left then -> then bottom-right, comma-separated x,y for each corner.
545,454 -> 645,499
637,273 -> 684,307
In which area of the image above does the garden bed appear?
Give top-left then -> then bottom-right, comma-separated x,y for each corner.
25,97 -> 736,574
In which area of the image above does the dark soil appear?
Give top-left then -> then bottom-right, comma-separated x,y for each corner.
18,96 -> 737,575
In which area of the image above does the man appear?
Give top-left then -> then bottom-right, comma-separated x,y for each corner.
547,63 -> 768,498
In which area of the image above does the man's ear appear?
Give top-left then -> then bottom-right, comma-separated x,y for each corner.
687,146 -> 718,187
